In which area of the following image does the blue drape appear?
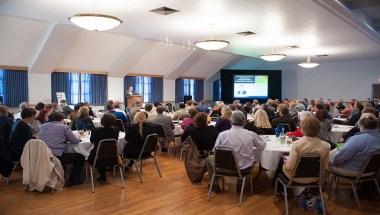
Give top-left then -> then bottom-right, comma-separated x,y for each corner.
175,79 -> 184,103
3,70 -> 28,107
90,74 -> 107,105
213,79 -> 221,101
124,76 -> 136,94
151,77 -> 163,103
194,79 -> 204,101
51,72 -> 71,104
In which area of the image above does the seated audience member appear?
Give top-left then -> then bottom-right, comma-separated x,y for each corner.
38,112 -> 84,186
197,101 -> 210,114
144,103 -> 156,119
210,101 -> 224,117
271,104 -> 297,132
9,108 -> 36,161
36,107 -> 51,124
295,100 -> 306,112
307,99 -> 317,112
341,108 -> 379,142
315,110 -> 332,141
106,103 -> 128,125
165,102 -> 174,113
149,106 -> 174,152
14,102 -> 29,120
329,114 -> 380,175
286,111 -> 314,137
280,117 -> 330,184
324,103 -> 339,119
69,104 -> 81,130
335,99 -> 346,112
215,106 -> 232,133
113,101 -> 127,116
181,112 -> 217,157
185,100 -> 193,111
207,111 -> 266,192
89,113 -> 119,182
339,101 -> 354,118
83,102 -> 95,117
334,101 -> 364,126
244,109 -> 275,135
0,106 -> 13,144
262,103 -> 276,121
288,101 -> 298,117
172,102 -> 188,120
57,99 -> 73,118
124,112 -> 160,159
180,108 -> 198,129
152,102 -> 162,113
128,101 -> 141,122
76,106 -> 95,131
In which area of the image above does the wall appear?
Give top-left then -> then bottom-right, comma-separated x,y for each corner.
295,59 -> 380,101
107,76 -> 124,102
28,73 -> 51,104
216,57 -> 380,101
163,79 -> 175,102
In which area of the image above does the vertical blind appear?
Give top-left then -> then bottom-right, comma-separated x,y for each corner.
0,69 -> 29,107
124,76 -> 163,103
51,72 -> 107,105
175,78 -> 204,102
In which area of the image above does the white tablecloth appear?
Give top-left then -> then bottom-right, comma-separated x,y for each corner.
173,121 -> 216,136
259,135 -> 291,174
64,118 -> 101,128
329,124 -> 354,143
66,131 -> 126,159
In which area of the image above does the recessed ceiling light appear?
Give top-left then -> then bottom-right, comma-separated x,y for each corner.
236,31 -> 256,36
150,7 -> 179,15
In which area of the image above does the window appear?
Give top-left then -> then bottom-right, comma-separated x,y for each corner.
69,73 -> 92,104
183,79 -> 195,98
135,76 -> 152,103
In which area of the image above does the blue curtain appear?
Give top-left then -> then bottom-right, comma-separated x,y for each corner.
51,72 -> 71,104
90,74 -> 107,105
124,76 -> 137,95
213,79 -> 221,101
2,70 -> 28,107
194,79 -> 204,101
151,77 -> 163,103
175,79 -> 184,103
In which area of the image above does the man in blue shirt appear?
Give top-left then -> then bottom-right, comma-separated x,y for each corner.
106,103 -> 128,125
329,113 -> 380,175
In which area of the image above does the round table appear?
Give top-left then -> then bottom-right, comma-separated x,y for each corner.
329,124 -> 354,143
66,131 -> 126,160
259,135 -> 291,176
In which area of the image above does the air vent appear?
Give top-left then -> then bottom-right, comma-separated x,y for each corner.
287,45 -> 299,49
150,7 -> 179,15
236,31 -> 256,36
316,54 -> 329,57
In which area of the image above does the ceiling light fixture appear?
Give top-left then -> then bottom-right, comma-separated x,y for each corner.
194,25 -> 229,50
298,56 -> 319,68
259,47 -> 286,61
69,13 -> 122,31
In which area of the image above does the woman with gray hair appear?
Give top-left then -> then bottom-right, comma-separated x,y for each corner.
215,106 -> 232,133
286,111 -> 313,137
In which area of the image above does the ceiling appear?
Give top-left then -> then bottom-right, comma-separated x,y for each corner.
0,0 -> 380,79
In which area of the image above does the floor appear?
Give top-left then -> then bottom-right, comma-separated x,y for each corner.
0,153 -> 379,215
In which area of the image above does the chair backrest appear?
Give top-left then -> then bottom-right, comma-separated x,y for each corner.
93,139 -> 118,167
214,146 -> 241,177
291,154 -> 321,183
278,123 -> 291,133
114,119 -> 125,132
138,133 -> 159,159
361,152 -> 380,175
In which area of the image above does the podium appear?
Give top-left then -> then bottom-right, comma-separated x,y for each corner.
127,95 -> 143,108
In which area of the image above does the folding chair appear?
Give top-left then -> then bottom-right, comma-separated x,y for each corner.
274,154 -> 326,215
114,119 -> 126,132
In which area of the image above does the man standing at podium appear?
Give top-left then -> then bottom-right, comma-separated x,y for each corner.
124,86 -> 135,112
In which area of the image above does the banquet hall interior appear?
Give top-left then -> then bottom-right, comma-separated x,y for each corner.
0,0 -> 380,214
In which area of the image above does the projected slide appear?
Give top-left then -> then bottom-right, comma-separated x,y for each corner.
233,75 -> 268,98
